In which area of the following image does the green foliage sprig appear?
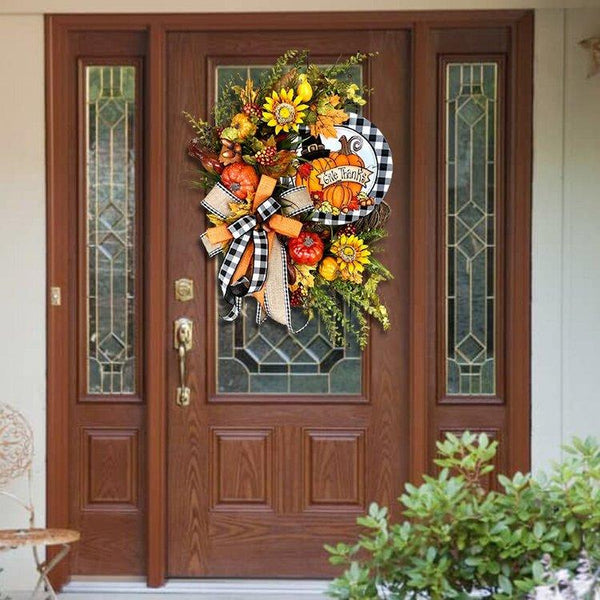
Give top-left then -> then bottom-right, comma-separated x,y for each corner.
326,433 -> 600,600
188,169 -> 220,193
257,49 -> 308,95
305,264 -> 391,350
325,52 -> 376,78
331,276 -> 390,339
307,280 -> 363,348
356,227 -> 387,246
183,111 -> 219,151
214,78 -> 244,128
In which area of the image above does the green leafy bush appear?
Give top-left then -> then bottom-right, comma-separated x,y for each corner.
326,432 -> 600,600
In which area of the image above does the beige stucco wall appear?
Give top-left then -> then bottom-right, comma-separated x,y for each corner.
0,2 -> 599,592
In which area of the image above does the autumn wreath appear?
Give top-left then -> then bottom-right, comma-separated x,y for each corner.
186,50 -> 393,348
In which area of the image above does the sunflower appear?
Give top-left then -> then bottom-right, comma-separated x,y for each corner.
262,88 -> 308,134
330,234 -> 371,283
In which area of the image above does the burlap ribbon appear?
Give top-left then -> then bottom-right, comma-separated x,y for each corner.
200,176 -> 313,329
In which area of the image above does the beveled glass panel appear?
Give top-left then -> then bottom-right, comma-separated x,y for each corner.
85,65 -> 137,394
215,64 -> 363,395
445,62 -> 497,396
217,295 -> 362,395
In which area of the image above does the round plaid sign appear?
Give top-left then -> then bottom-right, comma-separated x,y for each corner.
298,113 -> 393,225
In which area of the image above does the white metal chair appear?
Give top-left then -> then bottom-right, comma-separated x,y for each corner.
0,402 -> 79,599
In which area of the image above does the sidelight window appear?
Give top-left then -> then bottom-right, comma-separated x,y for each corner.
444,62 -> 498,397
85,65 -> 138,395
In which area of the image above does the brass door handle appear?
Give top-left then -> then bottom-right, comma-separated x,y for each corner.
174,318 -> 193,407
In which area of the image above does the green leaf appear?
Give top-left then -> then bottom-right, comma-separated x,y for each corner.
498,575 -> 513,595
533,521 -> 545,539
572,504 -> 592,515
565,518 -> 578,535
532,560 -> 545,582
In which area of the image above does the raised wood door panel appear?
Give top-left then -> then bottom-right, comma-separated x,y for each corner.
166,29 -> 410,577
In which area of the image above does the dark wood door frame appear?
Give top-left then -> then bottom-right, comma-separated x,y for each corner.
46,10 -> 533,588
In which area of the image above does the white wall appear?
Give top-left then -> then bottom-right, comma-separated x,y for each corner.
532,7 -> 600,468
531,9 -> 566,467
561,9 -> 600,444
1,2 -> 600,592
0,14 -> 46,593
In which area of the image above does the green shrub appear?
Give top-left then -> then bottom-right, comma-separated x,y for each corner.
326,432 -> 600,600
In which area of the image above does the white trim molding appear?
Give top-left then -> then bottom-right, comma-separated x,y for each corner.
55,578 -> 330,599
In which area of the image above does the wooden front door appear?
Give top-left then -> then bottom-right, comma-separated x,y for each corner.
46,12 -> 532,588
166,31 -> 410,577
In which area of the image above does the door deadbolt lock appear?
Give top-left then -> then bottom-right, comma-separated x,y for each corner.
174,278 -> 194,302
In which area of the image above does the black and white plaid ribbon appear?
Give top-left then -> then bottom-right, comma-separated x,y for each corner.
218,196 -> 280,321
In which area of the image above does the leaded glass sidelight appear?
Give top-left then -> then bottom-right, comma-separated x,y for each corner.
444,62 -> 498,396
85,65 -> 137,395
215,64 -> 363,395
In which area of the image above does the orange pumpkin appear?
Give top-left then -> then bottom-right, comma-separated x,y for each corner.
323,184 -> 354,208
221,162 -> 259,200
295,136 -> 365,209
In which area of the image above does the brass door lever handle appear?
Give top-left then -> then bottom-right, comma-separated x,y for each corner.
174,318 -> 193,407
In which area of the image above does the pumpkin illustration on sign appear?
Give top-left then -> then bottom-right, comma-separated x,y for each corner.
296,135 -> 373,210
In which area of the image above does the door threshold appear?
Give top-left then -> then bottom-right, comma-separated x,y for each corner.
60,578 -> 330,599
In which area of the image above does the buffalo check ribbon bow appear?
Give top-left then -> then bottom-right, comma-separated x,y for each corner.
200,175 -> 313,328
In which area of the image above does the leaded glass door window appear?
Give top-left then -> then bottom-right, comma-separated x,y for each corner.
442,59 -> 502,400
85,64 -> 140,396
214,64 -> 363,395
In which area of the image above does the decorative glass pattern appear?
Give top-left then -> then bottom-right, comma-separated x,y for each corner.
215,64 -> 363,395
85,65 -> 137,394
218,297 -> 362,395
445,62 -> 498,396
